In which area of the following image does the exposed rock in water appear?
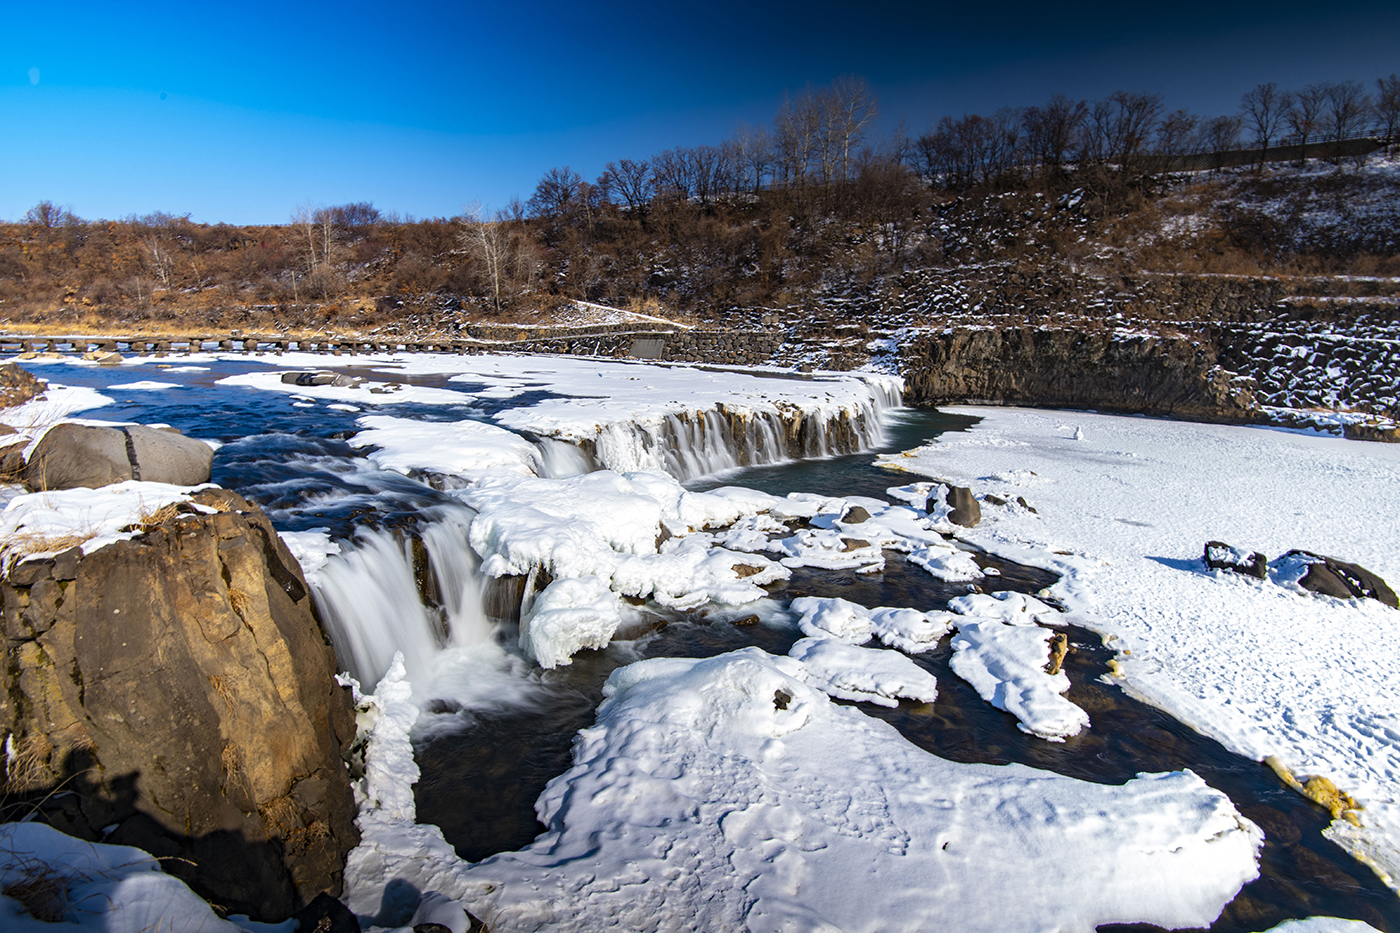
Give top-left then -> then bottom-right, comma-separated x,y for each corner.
0,488 -> 360,919
901,326 -> 1258,422
927,484 -> 982,528
23,422 -> 214,490
1203,541 -> 1269,580
1275,550 -> 1398,609
281,371 -> 365,388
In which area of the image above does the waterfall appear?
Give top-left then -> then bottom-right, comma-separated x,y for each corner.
308,506 -> 490,699
301,373 -> 904,703
583,375 -> 903,481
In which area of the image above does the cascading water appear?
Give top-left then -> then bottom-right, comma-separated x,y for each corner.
304,375 -> 905,702
585,376 -> 903,481
308,506 -> 489,698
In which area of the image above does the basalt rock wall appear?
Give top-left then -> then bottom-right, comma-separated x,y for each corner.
901,326 -> 1259,422
0,488 -> 359,920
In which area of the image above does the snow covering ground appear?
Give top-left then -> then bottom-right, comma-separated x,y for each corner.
0,823 -> 279,933
877,406 -> 1400,887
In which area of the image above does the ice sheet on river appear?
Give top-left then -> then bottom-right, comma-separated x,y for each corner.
345,650 -> 1262,933
880,406 -> 1400,887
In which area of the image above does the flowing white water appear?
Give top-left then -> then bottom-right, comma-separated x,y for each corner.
309,506 -> 490,698
585,378 -> 903,481
307,377 -> 905,701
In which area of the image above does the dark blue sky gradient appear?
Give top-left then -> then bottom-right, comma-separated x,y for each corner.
3,1 -> 1397,222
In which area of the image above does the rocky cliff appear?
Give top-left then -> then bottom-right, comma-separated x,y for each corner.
901,326 -> 1259,422
0,488 -> 359,920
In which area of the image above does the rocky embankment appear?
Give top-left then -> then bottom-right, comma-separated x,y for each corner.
900,326 -> 1259,423
0,488 -> 360,920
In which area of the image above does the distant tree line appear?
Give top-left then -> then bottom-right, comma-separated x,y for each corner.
1,71 -> 1396,325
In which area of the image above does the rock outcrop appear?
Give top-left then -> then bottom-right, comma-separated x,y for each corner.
24,422 -> 214,490
901,327 -> 1259,423
0,488 -> 359,920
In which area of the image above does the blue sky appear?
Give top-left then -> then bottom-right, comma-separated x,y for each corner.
3,1 -> 1397,223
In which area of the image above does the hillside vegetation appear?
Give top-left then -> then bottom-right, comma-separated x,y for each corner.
3,75 -> 1397,338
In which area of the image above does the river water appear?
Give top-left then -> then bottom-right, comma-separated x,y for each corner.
13,355 -> 1399,932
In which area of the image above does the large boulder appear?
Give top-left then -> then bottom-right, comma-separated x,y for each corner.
0,489 -> 360,919
23,423 -> 213,490
1275,550 -> 1398,609
0,362 -> 45,409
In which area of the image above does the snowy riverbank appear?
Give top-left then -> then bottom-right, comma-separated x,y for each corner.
877,407 -> 1400,888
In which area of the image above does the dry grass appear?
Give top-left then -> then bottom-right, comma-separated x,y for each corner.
209,676 -> 238,710
3,734 -> 52,794
226,587 -> 251,621
1,531 -> 93,561
130,501 -> 180,534
2,860 -> 72,921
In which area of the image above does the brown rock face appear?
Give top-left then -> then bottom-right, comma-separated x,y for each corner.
0,489 -> 359,920
901,326 -> 1259,422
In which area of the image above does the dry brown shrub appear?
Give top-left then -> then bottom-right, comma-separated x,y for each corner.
131,501 -> 180,533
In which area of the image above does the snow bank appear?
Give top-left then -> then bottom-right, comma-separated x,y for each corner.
0,822 -> 246,932
520,575 -> 623,670
789,596 -> 956,653
0,480 -> 211,562
949,619 -> 1090,741
884,406 -> 1400,885
350,414 -> 543,478
788,636 -> 939,706
406,649 -> 1261,932
218,370 -> 474,406
0,384 -> 112,433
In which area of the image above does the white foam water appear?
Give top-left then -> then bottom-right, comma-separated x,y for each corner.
585,379 -> 902,481
309,506 -> 489,699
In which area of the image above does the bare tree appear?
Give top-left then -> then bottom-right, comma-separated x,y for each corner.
1022,94 -> 1086,173
461,205 -> 509,314
1376,74 -> 1400,155
1321,80 -> 1371,163
603,158 -> 652,212
1202,115 -> 1243,170
145,236 -> 175,288
1155,109 -> 1199,156
1105,91 -> 1164,169
526,166 -> 583,218
774,87 -> 822,188
651,148 -> 692,201
24,201 -> 77,229
1240,82 -> 1286,171
734,123 -> 773,193
1287,85 -> 1327,163
825,74 -> 880,185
